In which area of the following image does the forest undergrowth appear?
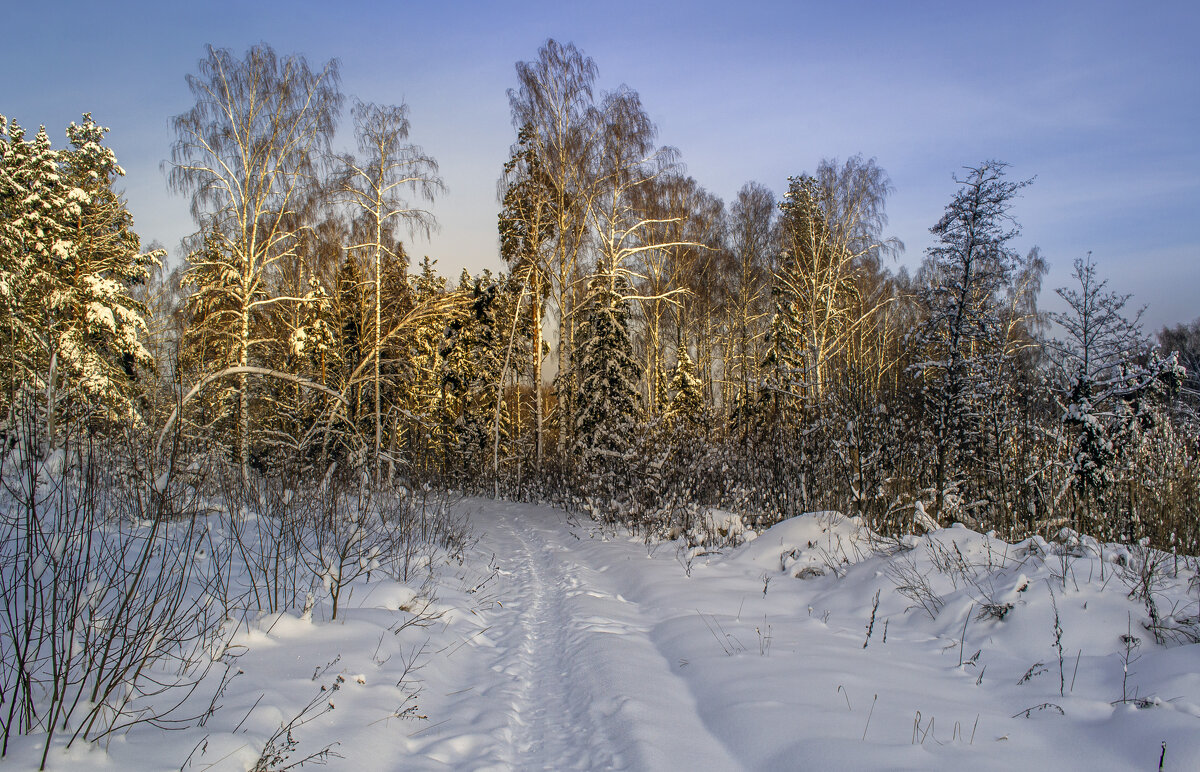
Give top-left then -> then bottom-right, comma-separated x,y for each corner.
0,409 -> 469,769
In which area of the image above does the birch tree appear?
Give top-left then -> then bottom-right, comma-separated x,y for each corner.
776,156 -> 900,402
508,39 -> 602,455
340,99 -> 443,480
634,174 -> 723,412
724,181 -> 775,410
168,43 -> 342,474
499,125 -> 557,468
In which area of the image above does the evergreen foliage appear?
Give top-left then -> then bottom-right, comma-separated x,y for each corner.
573,259 -> 643,508
666,340 -> 703,425
1050,255 -> 1186,534
439,270 -> 505,478
759,285 -> 805,417
0,114 -> 162,447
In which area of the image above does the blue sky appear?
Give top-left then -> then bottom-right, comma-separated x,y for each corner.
8,0 -> 1198,328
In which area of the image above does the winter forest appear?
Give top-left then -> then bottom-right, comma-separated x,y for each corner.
2,38 -> 1199,770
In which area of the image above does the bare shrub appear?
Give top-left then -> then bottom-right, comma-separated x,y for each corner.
1119,542 -> 1177,645
0,414 -> 228,769
885,556 -> 945,619
218,465 -> 308,615
250,681 -> 343,771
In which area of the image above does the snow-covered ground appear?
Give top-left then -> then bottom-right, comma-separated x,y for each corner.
17,499 -> 1200,770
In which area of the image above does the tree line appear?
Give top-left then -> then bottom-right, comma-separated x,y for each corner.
2,39 -> 1197,550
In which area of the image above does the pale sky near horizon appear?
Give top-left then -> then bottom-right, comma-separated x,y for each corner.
6,0 -> 1198,329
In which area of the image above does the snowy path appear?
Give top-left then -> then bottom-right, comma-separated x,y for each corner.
409,500 -> 744,770
402,500 -> 1200,771
121,497 -> 1197,772
496,515 -> 622,768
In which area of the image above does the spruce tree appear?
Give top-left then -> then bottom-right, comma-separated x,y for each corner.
498,124 -> 557,469
400,256 -> 449,471
666,339 -> 704,425
759,285 -> 805,421
439,270 -> 504,479
292,278 -> 337,385
775,175 -> 830,399
652,361 -> 669,419
573,259 -> 643,508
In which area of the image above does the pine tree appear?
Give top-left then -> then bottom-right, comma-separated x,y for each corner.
0,118 -> 65,428
0,115 -> 161,447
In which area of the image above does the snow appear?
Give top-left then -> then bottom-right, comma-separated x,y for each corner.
12,500 -> 1199,770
